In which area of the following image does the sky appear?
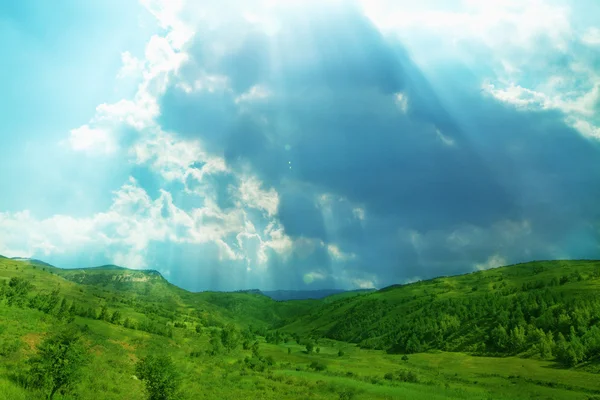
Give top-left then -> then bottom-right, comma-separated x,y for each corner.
0,0 -> 599,291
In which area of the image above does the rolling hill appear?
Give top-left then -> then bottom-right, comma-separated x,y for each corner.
1,256 -> 600,400
281,260 -> 600,361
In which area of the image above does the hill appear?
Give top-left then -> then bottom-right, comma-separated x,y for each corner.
281,260 -> 600,364
261,289 -> 375,301
2,261 -> 315,331
2,257 -> 600,400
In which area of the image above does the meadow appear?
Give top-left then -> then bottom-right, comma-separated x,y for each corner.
1,256 -> 599,399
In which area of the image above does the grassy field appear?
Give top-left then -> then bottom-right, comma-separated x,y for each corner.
1,257 -> 599,399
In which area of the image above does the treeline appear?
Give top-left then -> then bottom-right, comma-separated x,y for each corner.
320,269 -> 600,367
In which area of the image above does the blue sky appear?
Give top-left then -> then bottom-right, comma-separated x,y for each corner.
0,0 -> 599,291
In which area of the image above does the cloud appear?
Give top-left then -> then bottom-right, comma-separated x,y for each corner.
4,0 -> 599,291
67,125 -> 116,154
117,51 -> 146,79
474,254 -> 508,271
150,0 -> 599,288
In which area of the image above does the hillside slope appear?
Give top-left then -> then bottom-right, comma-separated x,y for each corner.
2,257 -> 600,399
282,260 -> 600,364
6,260 -> 315,330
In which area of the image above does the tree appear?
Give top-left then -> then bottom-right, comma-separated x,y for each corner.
28,327 -> 88,400
305,342 -> 314,353
491,325 -> 509,351
251,341 -> 260,358
135,355 -> 180,400
124,317 -> 135,329
99,305 -> 109,321
110,310 -> 122,325
221,324 -> 240,352
5,277 -> 33,307
209,331 -> 224,356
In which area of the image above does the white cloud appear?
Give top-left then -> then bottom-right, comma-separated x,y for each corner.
352,279 -> 376,289
235,85 -> 271,104
303,271 -> 326,284
327,244 -> 356,261
67,125 -> 116,154
361,0 -> 571,52
352,207 -> 365,221
263,222 -> 293,256
582,27 -> 600,46
474,254 -> 507,271
238,176 -> 279,216
394,92 -> 408,113
117,51 -> 145,79
0,178 -> 268,268
95,99 -> 156,130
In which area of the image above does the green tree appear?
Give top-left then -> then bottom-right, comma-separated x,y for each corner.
509,326 -> 527,353
305,342 -> 314,353
221,324 -> 240,352
28,327 -> 88,400
5,277 -> 32,307
110,310 -> 122,325
251,341 -> 260,358
56,298 -> 69,320
124,317 -> 135,329
135,355 -> 180,400
98,305 -> 109,321
209,331 -> 224,356
491,325 -> 509,351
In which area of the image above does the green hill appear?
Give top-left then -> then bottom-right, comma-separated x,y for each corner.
2,257 -> 600,400
282,260 -> 600,363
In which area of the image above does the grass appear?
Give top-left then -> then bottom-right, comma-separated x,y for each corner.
0,257 -> 599,399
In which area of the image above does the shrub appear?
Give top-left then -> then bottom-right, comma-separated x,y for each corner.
309,361 -> 327,371
28,327 -> 88,400
135,354 -> 181,400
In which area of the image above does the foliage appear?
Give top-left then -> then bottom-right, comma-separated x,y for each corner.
27,326 -> 88,400
135,355 -> 180,400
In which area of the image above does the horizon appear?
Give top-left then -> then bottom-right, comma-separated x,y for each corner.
1,0 -> 599,291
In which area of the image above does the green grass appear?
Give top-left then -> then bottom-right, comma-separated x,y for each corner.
1,257 -> 599,399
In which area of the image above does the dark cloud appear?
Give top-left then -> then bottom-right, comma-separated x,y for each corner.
155,2 -> 600,289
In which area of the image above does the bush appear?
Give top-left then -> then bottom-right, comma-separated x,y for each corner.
135,354 -> 181,400
28,327 -> 88,400
309,361 -> 327,371
0,338 -> 21,357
